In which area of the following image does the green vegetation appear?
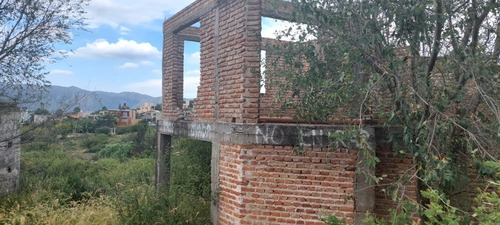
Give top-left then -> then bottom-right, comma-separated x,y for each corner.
0,0 -> 88,104
0,122 -> 212,225
269,0 -> 500,223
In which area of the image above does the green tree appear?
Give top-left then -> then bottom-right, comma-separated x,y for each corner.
154,103 -> 162,111
55,109 -> 64,117
268,0 -> 499,217
75,118 -> 96,133
132,120 -> 149,156
73,106 -> 81,114
96,114 -> 117,128
0,0 -> 88,104
55,121 -> 73,136
34,108 -> 50,115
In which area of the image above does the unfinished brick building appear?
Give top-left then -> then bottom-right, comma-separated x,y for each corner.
156,0 -> 418,224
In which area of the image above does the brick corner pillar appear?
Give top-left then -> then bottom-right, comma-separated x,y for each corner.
240,0 -> 262,124
216,0 -> 262,124
162,29 -> 185,120
354,127 -> 376,224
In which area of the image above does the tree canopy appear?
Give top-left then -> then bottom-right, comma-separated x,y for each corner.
267,0 -> 500,217
0,0 -> 88,104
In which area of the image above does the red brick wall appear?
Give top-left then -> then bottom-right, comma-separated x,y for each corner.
258,49 -> 298,118
218,143 -> 358,224
374,146 -> 418,220
215,0 -> 261,124
191,9 -> 218,121
165,0 -> 262,124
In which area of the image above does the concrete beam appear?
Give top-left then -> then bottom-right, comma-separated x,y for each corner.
164,0 -> 217,34
157,120 -> 374,148
261,37 -> 288,50
262,0 -> 295,21
178,26 -> 201,42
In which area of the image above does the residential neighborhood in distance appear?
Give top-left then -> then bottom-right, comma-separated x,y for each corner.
25,99 -> 194,131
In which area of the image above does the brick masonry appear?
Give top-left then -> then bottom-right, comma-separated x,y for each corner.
218,144 -> 357,225
156,0 -> 487,224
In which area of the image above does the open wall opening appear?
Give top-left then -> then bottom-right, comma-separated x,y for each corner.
260,50 -> 266,94
183,41 -> 200,118
169,136 -> 212,223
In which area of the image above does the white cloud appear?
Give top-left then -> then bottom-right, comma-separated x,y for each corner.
118,62 -> 139,69
85,0 -> 196,28
49,70 -> 74,76
261,17 -> 315,41
185,52 -> 200,65
73,39 -> 161,60
185,70 -> 200,78
119,26 -> 131,35
184,70 -> 200,98
118,61 -> 155,69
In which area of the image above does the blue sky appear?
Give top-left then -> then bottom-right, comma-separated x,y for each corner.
46,0 -> 295,98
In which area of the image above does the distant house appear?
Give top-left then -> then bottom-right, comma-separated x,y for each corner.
137,102 -> 155,114
107,109 -> 120,117
105,103 -> 139,126
33,115 -> 49,124
68,114 -> 82,120
140,110 -> 161,123
117,109 -> 137,126
182,100 -> 193,110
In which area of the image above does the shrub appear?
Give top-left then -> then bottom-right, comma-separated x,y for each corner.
95,126 -> 111,135
74,118 -> 96,133
97,142 -> 133,161
168,137 -> 212,224
85,158 -> 155,194
115,125 -> 134,135
23,141 -> 51,152
4,130 -> 214,224
20,148 -> 92,201
113,185 -> 172,225
0,192 -> 119,225
80,134 -> 110,153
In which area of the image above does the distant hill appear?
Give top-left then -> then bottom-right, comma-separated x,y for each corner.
26,86 -> 162,112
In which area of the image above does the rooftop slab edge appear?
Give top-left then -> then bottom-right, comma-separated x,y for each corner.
163,0 -> 295,34
158,120 -> 378,148
163,0 -> 217,34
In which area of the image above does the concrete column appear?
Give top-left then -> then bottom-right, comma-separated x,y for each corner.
155,133 -> 172,192
354,127 -> 376,224
211,141 -> 220,225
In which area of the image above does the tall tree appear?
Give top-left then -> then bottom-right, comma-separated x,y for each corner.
73,106 -> 81,114
267,0 -> 499,216
0,0 -> 88,104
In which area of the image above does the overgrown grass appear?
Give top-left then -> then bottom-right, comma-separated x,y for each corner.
1,125 -> 212,225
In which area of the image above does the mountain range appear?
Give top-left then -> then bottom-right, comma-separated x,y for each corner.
27,85 -> 162,112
